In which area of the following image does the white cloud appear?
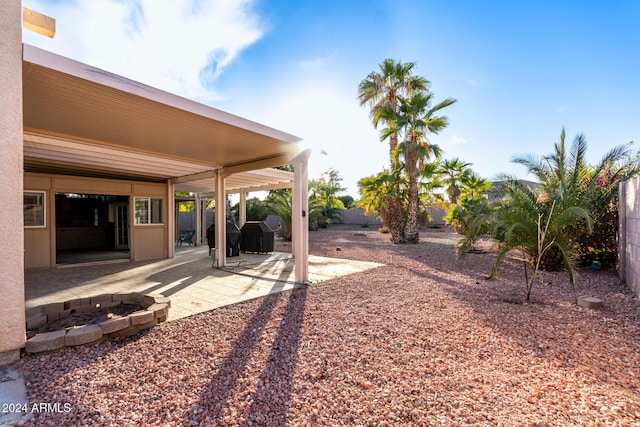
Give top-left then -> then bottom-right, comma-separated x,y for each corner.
20,1 -> 386,196
448,134 -> 468,146
241,82 -> 389,196
22,0 -> 263,102
298,51 -> 338,69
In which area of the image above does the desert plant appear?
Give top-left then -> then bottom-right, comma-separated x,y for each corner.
458,179 -> 592,301
231,197 -> 269,222
263,190 -> 325,241
357,169 -> 407,243
358,59 -> 430,243
437,158 -> 472,204
513,129 -> 638,269
390,91 -> 453,243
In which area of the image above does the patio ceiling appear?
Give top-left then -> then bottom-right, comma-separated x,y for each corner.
21,44 -> 301,194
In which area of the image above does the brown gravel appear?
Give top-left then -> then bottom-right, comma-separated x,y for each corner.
14,225 -> 640,426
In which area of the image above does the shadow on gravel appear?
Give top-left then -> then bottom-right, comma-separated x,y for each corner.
244,286 -> 307,424
183,279 -> 307,425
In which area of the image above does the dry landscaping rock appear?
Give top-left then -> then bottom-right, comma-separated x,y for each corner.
13,227 -> 640,426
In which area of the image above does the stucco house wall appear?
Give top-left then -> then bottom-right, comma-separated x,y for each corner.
25,172 -> 169,269
0,0 -> 25,364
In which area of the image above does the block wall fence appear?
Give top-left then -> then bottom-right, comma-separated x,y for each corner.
619,177 -> 640,298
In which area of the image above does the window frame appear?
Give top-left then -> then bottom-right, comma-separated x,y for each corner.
24,191 -> 46,228
133,197 -> 164,225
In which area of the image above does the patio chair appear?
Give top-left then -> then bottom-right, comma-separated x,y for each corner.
177,230 -> 195,247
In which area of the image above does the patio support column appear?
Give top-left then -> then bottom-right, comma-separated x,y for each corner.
239,191 -> 247,228
292,150 -> 310,284
215,170 -> 226,267
0,0 -> 25,364
167,180 -> 175,258
195,194 -> 202,245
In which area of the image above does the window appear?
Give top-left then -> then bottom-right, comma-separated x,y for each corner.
24,191 -> 46,227
134,197 -> 164,225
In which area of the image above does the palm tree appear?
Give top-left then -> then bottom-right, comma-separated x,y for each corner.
438,158 -> 472,204
458,179 -> 592,301
513,128 -> 637,267
460,173 -> 492,200
358,59 -> 429,170
419,161 -> 446,208
357,169 -> 407,243
358,59 -> 429,243
264,190 -> 324,240
457,129 -> 639,299
391,92 -> 455,243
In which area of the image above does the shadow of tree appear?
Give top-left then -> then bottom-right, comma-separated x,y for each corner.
183,285 -> 307,425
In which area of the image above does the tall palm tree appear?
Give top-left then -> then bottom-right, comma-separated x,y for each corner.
358,59 -> 429,171
438,158 -> 472,204
390,91 -> 455,243
358,60 -> 427,243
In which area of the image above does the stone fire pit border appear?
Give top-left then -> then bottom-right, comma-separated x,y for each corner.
25,292 -> 171,354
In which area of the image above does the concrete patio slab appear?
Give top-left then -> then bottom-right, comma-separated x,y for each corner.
25,246 -> 383,322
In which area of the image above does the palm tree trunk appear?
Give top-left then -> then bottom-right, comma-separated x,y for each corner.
389,134 -> 398,170
405,170 -> 420,243
385,196 -> 406,244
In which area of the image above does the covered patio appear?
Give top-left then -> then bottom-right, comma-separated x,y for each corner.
22,44 -> 311,280
1,2 -> 315,363
25,246 -> 382,321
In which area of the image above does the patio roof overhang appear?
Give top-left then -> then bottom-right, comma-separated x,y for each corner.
21,44 -> 301,193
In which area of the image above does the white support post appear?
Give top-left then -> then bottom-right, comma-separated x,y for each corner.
201,196 -> 208,245
195,194 -> 202,245
215,170 -> 226,267
167,180 -> 175,258
292,151 -> 310,284
239,191 -> 247,228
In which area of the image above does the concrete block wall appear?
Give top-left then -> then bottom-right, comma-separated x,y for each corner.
335,209 -> 383,226
619,178 -> 640,298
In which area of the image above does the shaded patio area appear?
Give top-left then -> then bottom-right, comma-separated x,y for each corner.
25,246 -> 383,321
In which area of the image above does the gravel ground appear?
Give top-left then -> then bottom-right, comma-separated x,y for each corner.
13,226 -> 640,426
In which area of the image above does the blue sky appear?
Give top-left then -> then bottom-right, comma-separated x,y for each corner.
22,0 -> 640,197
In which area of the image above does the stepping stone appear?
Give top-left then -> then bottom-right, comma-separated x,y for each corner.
578,295 -> 603,309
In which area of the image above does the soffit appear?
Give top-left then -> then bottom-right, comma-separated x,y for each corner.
24,132 -> 294,194
21,44 -> 302,188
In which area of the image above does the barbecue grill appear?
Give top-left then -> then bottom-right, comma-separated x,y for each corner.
240,221 -> 274,253
207,222 -> 241,257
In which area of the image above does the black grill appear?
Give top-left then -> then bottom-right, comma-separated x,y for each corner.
207,222 -> 241,257
240,221 -> 275,253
